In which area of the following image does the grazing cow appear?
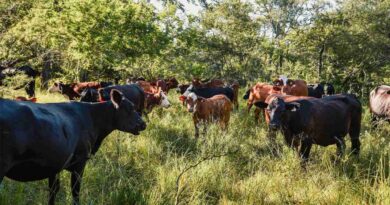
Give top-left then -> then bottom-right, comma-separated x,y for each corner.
255,94 -> 361,162
182,85 -> 234,102
192,78 -> 225,88
0,65 -> 40,97
0,90 -> 146,205
185,92 -> 232,138
14,96 -> 37,102
97,84 -> 146,115
369,85 -> 390,125
308,84 -> 325,98
229,81 -> 240,110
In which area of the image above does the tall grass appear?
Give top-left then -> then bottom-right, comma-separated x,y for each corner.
0,90 -> 389,205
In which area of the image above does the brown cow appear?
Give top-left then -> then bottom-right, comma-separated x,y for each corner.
185,92 -> 232,138
369,85 -> 390,125
245,79 -> 308,123
244,83 -> 279,122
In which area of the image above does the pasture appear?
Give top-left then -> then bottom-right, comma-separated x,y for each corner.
0,89 -> 389,205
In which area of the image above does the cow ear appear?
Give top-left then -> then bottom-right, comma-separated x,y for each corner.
254,101 -> 268,108
285,102 -> 300,112
110,89 -> 123,109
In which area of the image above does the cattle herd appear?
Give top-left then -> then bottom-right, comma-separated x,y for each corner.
0,66 -> 389,204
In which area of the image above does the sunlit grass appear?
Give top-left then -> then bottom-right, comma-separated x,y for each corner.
0,89 -> 389,204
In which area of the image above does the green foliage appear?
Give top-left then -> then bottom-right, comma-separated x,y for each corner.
0,0 -> 388,90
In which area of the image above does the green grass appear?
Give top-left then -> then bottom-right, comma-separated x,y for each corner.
0,89 -> 389,205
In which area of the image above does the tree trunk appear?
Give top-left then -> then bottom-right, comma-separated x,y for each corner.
41,53 -> 53,90
318,44 -> 325,79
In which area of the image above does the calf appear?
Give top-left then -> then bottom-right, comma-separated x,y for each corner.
0,90 -> 146,205
185,92 -> 232,138
255,94 -> 361,162
369,85 -> 390,125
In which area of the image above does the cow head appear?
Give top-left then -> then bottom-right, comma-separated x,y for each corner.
243,88 -> 251,100
157,91 -> 171,108
254,97 -> 300,130
186,92 -> 203,113
166,78 -> 179,89
145,90 -> 171,110
110,89 -> 146,135
48,82 -> 63,93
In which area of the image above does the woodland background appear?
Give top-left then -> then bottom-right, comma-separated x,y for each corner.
0,0 -> 389,97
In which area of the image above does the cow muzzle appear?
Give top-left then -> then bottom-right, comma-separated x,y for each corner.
269,123 -> 279,130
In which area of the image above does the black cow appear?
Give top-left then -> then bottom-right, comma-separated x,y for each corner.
183,85 -> 234,102
308,84 -> 325,98
0,90 -> 146,205
97,84 -> 145,115
257,94 -> 361,163
0,65 -> 40,97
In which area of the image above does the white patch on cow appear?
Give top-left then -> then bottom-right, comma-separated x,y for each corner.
183,85 -> 193,97
160,91 -> 170,108
279,75 -> 288,85
187,92 -> 198,101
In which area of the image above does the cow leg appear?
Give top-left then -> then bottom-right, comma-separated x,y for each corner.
299,139 -> 312,164
48,175 -> 60,205
194,123 -> 199,138
71,165 -> 85,205
335,137 -> 346,158
371,114 -> 378,128
253,108 -> 260,123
